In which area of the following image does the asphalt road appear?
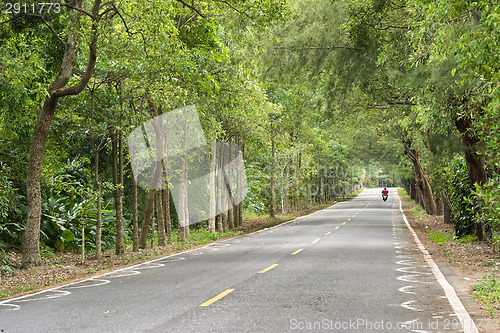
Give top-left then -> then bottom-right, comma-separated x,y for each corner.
0,188 -> 475,332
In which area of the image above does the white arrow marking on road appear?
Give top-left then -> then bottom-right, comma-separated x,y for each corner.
401,300 -> 423,312
399,285 -> 416,295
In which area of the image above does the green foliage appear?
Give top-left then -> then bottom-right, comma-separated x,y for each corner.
189,229 -> 242,245
41,194 -> 81,251
474,88 -> 500,235
41,192 -> 117,253
428,231 -> 453,245
411,204 -> 423,212
0,162 -> 24,246
447,155 -> 475,237
0,162 -> 19,220
454,235 -> 478,243
0,248 -> 17,277
43,158 -> 93,199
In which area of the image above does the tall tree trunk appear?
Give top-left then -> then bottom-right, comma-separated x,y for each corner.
280,167 -> 286,214
23,99 -> 57,266
139,109 -> 164,248
139,189 -> 156,249
236,139 -> 244,227
132,177 -> 139,252
222,158 -> 237,231
22,0 -> 101,267
216,145 -> 225,233
296,152 -> 302,210
455,114 -> 487,240
162,188 -> 172,244
89,88 -> 103,260
94,159 -> 102,259
160,128 -> 171,243
81,222 -> 85,263
209,140 -> 217,233
284,165 -> 290,212
156,190 -> 166,246
270,132 -> 277,218
409,178 -> 417,201
178,122 -> 189,241
227,146 -> 235,230
112,130 -> 125,255
404,140 -> 437,215
150,196 -> 155,248
444,195 -> 453,225
221,144 -> 228,231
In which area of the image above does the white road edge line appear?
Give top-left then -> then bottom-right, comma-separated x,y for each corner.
398,193 -> 479,333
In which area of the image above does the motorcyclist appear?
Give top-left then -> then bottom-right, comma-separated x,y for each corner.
382,187 -> 388,197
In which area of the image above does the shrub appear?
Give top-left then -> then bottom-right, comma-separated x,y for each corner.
447,155 -> 475,237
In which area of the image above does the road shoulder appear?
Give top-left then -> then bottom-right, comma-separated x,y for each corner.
398,190 -> 498,333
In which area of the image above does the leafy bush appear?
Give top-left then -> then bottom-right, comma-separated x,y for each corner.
472,176 -> 500,242
447,155 -> 475,237
475,85 -> 500,242
41,194 -> 80,251
41,193 -> 106,252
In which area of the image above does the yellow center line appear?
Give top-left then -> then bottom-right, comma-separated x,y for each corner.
312,238 -> 320,244
342,222 -> 346,225
348,218 -> 352,221
291,249 -> 303,255
335,226 -> 340,230
324,232 -> 332,235
259,264 -> 279,274
200,289 -> 235,307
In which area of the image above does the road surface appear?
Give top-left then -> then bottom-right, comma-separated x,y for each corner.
0,188 -> 478,332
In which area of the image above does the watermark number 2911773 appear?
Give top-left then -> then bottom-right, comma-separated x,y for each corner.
2,2 -> 61,14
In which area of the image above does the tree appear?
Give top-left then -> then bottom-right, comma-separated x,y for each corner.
20,1 -> 106,266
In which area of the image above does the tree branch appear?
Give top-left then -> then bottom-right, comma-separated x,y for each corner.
53,0 -> 102,97
111,4 -> 150,57
0,15 -> 24,27
61,3 -> 94,18
173,0 -> 206,18
213,0 -> 252,19
25,14 -> 66,45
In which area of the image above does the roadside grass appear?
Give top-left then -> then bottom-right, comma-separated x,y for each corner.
473,269 -> 500,316
428,230 -> 453,245
0,284 -> 34,299
242,210 -> 263,220
351,188 -> 364,197
398,188 -> 428,219
187,229 -> 243,246
397,188 -> 414,204
455,235 -> 478,243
